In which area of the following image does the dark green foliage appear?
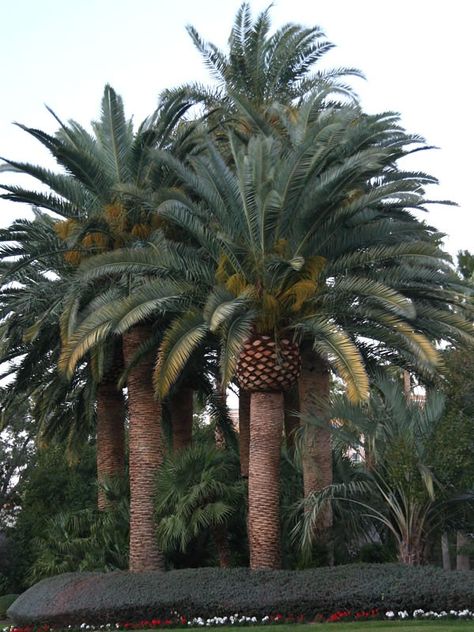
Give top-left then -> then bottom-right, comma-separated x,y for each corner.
0,594 -> 19,618
28,487 -> 129,584
358,543 -> 395,564
8,565 -> 474,626
7,445 -> 97,590
155,444 -> 245,566
457,250 -> 474,280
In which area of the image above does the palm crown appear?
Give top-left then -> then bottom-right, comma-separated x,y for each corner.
58,95 -> 472,404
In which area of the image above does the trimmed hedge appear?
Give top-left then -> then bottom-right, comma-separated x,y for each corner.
7,564 -> 474,626
0,594 -> 19,618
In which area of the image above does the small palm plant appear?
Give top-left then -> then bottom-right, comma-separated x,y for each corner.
155,443 -> 244,568
295,374 -> 474,565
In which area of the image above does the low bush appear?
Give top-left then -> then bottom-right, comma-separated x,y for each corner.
0,594 -> 19,619
7,564 -> 474,626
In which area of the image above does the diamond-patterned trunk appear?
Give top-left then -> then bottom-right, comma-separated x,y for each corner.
236,335 -> 300,392
123,325 -> 165,571
237,335 -> 300,569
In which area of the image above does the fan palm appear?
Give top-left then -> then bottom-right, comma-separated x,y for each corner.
155,443 -> 244,568
58,98 -> 473,568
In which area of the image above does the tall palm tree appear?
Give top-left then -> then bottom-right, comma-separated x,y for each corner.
0,85 -> 200,568
59,99 -> 473,568
179,1 -> 367,509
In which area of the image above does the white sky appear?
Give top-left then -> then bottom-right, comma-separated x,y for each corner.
0,0 -> 472,260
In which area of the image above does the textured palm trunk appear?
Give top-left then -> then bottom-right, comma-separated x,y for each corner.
441,532 -> 451,571
96,380 -> 126,510
170,386 -> 193,451
456,531 -> 470,570
284,385 -> 300,456
398,534 -> 423,565
248,391 -> 284,570
123,325 -> 165,572
238,389 -> 250,478
298,348 -> 333,532
213,524 -> 232,568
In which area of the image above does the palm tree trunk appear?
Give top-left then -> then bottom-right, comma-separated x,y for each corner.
398,534 -> 423,565
213,525 -> 232,568
456,531 -> 470,570
170,386 -> 193,451
238,389 -> 250,478
284,385 -> 300,456
298,349 -> 333,531
96,380 -> 126,510
248,391 -> 283,569
441,532 -> 451,570
123,325 -> 165,572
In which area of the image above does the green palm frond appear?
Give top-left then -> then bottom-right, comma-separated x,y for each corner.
154,310 -> 208,398
299,317 -> 369,402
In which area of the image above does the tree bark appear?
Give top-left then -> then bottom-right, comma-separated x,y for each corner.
398,534 -> 423,565
403,370 -> 411,399
170,386 -> 193,451
441,532 -> 451,571
456,531 -> 471,570
298,349 -> 332,531
248,391 -> 283,569
284,385 -> 300,456
123,325 -> 165,571
96,380 -> 126,510
238,389 -> 250,478
213,525 -> 232,568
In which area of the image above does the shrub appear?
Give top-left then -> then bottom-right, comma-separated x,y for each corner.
0,594 -> 19,618
7,564 -> 474,626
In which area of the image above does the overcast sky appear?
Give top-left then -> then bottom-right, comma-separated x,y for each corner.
1,0 -> 472,260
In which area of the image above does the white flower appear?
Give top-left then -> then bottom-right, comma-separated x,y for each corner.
385,611 -> 395,619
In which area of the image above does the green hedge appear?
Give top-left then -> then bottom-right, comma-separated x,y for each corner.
7,564 -> 474,626
0,594 -> 19,618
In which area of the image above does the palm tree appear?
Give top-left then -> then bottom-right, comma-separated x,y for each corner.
0,85 -> 200,568
166,2 -> 364,502
59,99 -> 473,568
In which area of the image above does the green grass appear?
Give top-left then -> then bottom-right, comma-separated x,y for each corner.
171,624 -> 474,632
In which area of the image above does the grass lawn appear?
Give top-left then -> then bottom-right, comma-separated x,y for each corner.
168,624 -> 474,632
2,623 -> 474,632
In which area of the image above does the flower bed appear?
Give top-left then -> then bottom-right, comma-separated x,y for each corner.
3,607 -> 474,632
